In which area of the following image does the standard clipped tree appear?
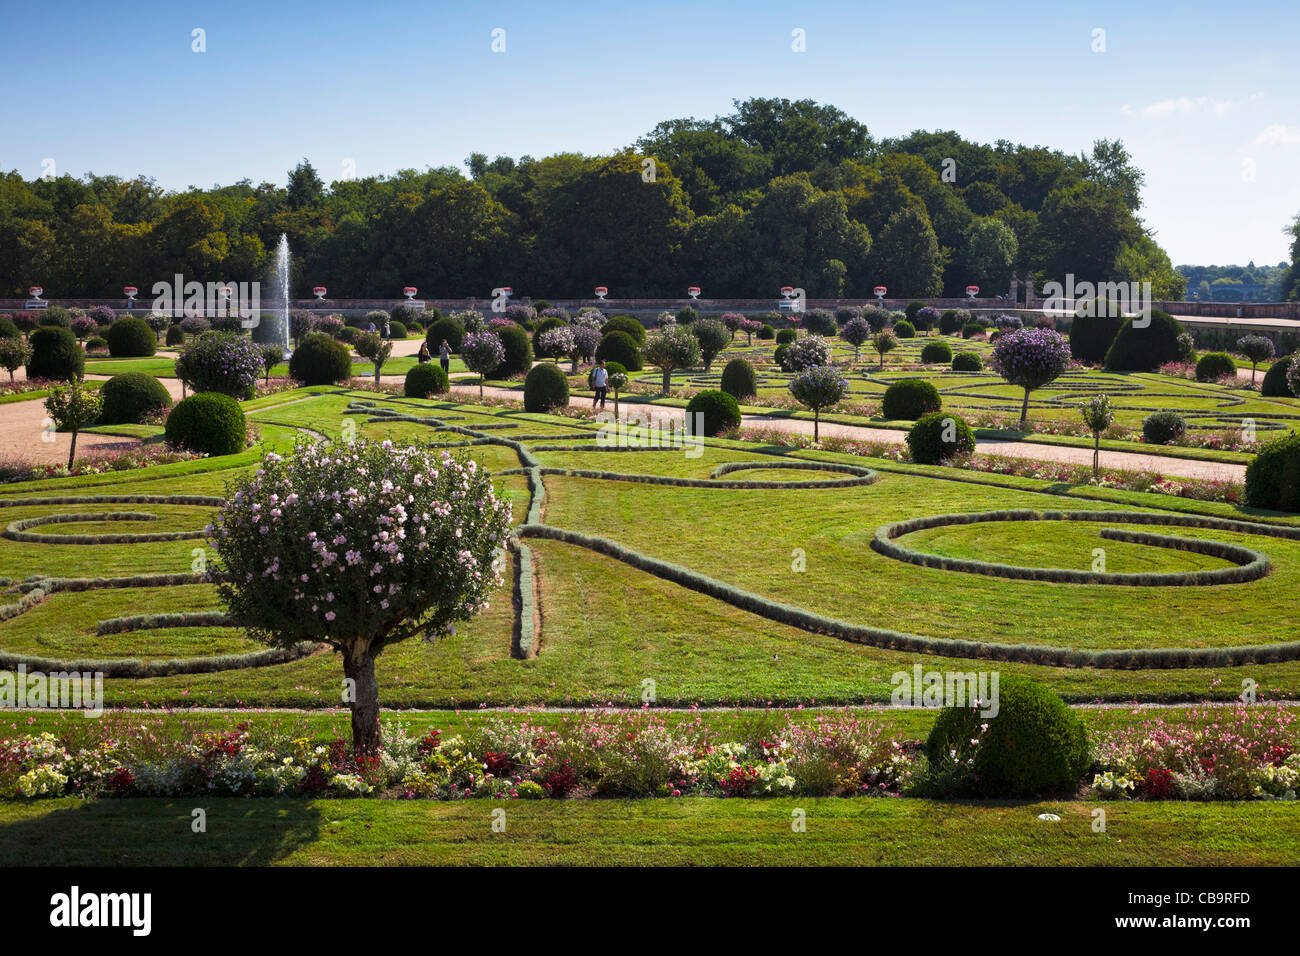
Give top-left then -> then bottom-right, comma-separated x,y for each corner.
354,332 -> 393,386
1079,393 -> 1114,478
209,437 -> 512,752
460,330 -> 506,399
840,317 -> 871,362
692,318 -> 730,371
644,325 -> 701,395
991,327 -> 1073,429
258,344 -> 283,386
1237,334 -> 1274,385
788,365 -> 848,442
872,329 -> 899,369
0,337 -> 32,382
44,380 -> 103,468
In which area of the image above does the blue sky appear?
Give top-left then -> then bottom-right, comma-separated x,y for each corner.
2,0 -> 1298,265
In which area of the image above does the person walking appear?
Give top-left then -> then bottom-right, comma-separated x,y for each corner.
592,360 -> 609,409
439,340 -> 451,375
417,341 -> 431,364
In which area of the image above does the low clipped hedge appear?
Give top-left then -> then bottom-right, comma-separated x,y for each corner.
404,363 -> 449,398
1195,351 -> 1237,381
951,351 -> 982,372
720,358 -> 757,400
685,389 -> 741,437
1260,354 -> 1296,397
105,316 -> 157,358
164,392 -> 246,456
919,341 -> 952,364
1142,410 -> 1186,445
882,378 -> 941,420
906,412 -> 975,464
497,323 -> 534,378
98,372 -> 172,424
288,332 -> 352,385
425,316 -> 465,352
524,362 -> 570,412
27,326 -> 84,381
595,330 -> 642,371
924,676 -> 1089,797
1245,432 -> 1300,512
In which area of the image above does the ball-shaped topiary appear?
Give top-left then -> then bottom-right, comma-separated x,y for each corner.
98,372 -> 172,425
595,330 -> 642,371
757,324 -> 775,341
684,389 -> 741,437
893,320 -> 916,339
961,322 -> 983,339
773,343 -> 791,370
105,316 -> 158,358
775,328 -> 796,345
920,341 -> 953,364
882,378 -> 942,420
938,309 -> 961,335
164,392 -> 246,456
523,361 -> 570,412
904,301 -> 926,322
1068,298 -> 1126,364
496,323 -> 533,378
1245,432 -> 1300,512
425,316 -> 465,352
165,325 -> 185,347
387,320 -> 407,340
924,675 -> 1089,797
289,332 -> 353,386
0,316 -> 20,340
906,411 -> 976,464
951,351 -> 983,372
720,358 -> 757,400
1104,309 -> 1186,372
1260,354 -> 1297,397
1195,351 -> 1237,382
404,363 -> 449,398
1142,410 -> 1186,445
26,326 -> 84,382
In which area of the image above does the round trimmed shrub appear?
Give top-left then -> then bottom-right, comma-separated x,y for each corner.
961,322 -> 983,339
404,363 -> 449,398
164,392 -> 246,456
720,358 -> 757,400
595,330 -> 642,371
920,341 -> 952,364
85,336 -> 107,353
387,320 -> 407,340
952,351 -> 983,372
601,315 -> 646,346
1245,432 -> 1300,512
105,316 -> 157,358
757,324 -> 775,341
1142,410 -> 1186,445
289,332 -> 352,386
684,389 -> 740,437
524,361 -> 570,413
425,316 -> 465,352
165,325 -> 185,346
496,323 -> 533,378
893,320 -> 915,339
938,309 -> 960,335
1068,298 -> 1125,364
1104,309 -> 1185,372
904,301 -> 925,322
924,676 -> 1089,797
26,326 -> 84,381
1261,354 -> 1297,397
906,411 -> 975,464
0,316 -> 21,340
1195,351 -> 1237,382
775,328 -> 796,345
882,378 -> 941,420
98,372 -> 172,424
773,343 -> 791,370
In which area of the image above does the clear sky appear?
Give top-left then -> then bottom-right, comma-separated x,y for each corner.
2,0 -> 1297,266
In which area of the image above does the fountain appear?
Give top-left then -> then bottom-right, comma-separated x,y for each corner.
253,233 -> 292,358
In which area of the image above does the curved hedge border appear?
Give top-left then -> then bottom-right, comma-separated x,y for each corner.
870,509 -> 1295,586
95,610 -> 233,636
3,511 -> 207,545
0,642 -> 324,679
517,524 -> 1300,669
508,539 -> 538,660
537,463 -> 879,491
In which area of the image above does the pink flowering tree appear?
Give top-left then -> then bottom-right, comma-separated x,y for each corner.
990,327 -> 1073,428
460,330 -> 506,398
207,437 -> 512,752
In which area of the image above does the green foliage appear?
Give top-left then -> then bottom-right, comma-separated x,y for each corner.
0,336 -> 32,381
802,309 -> 837,336
601,315 -> 646,345
684,389 -> 741,436
692,318 -> 730,370
1194,351 -> 1237,382
893,320 -> 915,338
595,330 -> 642,371
904,301 -> 925,321
720,358 -> 757,400
775,328 -> 796,345
26,326 -> 84,382
906,412 -> 975,463
939,309 -> 961,335
951,350 -> 982,371
98,372 -> 172,425
882,378 -> 942,420
1244,432 -> 1300,512
165,325 -> 185,346
388,320 -> 407,339
1260,353 -> 1297,397
757,324 -> 775,340
404,363 -> 449,398
1142,410 -> 1186,445
1104,309 -> 1185,372
1068,298 -> 1126,364
0,316 -> 20,339
288,332 -> 352,386
496,323 -> 533,378
105,317 -> 157,358
40,306 -> 73,328
425,316 -> 465,352
919,340 -> 952,364
164,392 -> 246,456
524,362 -> 570,412
644,326 -> 701,393
961,322 -> 983,339
675,306 -> 699,325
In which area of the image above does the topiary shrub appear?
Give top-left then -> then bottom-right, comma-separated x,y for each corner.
913,306 -> 941,333
775,328 -> 796,345
675,306 -> 699,325
906,411 -> 975,464
26,326 -> 84,381
1195,351 -> 1237,382
496,323 -> 533,378
773,343 -> 791,370
802,308 -> 837,337
1068,298 -> 1126,364
938,309 -> 960,335
39,306 -> 72,328
962,322 -> 983,339
599,315 -> 645,346
882,378 -> 942,420
893,320 -> 916,339
387,320 -> 407,340
85,336 -> 107,353
390,303 -> 421,328
685,389 -> 740,437
523,361 -> 570,412
1142,410 -> 1186,445
288,331 -> 352,386
425,316 -> 465,352
404,363 -> 449,398
904,301 -> 926,322
923,675 -> 1089,797
595,330 -> 642,371
165,325 -> 185,346
0,316 -> 20,340
533,316 -> 570,350
164,392 -> 245,456
920,341 -> 952,364
98,372 -> 172,424
105,316 -> 158,358
175,332 -> 264,398
1261,354 -> 1297,397
952,351 -> 983,372
1245,432 -> 1300,512
1104,309 -> 1185,371
757,324 -> 775,341
720,358 -> 757,400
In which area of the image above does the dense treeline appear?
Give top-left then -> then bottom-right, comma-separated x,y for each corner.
1177,261 -> 1291,302
0,98 -> 1191,300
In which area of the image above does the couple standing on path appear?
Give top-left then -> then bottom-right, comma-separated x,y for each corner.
417,341 -> 452,375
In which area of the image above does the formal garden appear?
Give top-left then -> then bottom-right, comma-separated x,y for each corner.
0,297 -> 1298,865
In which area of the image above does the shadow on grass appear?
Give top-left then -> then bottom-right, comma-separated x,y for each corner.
0,798 -> 322,866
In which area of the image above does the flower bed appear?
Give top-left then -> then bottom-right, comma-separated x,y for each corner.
0,443 -> 204,484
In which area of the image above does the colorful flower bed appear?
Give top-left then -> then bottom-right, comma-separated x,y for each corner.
0,443 -> 205,484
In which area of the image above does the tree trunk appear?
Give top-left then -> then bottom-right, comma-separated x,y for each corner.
342,641 -> 381,754
1093,434 -> 1100,478
1019,389 -> 1030,430
814,409 -> 820,443
374,364 -> 381,385
571,356 -> 579,374
661,367 -> 671,395
479,377 -> 485,399
67,430 -> 77,469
